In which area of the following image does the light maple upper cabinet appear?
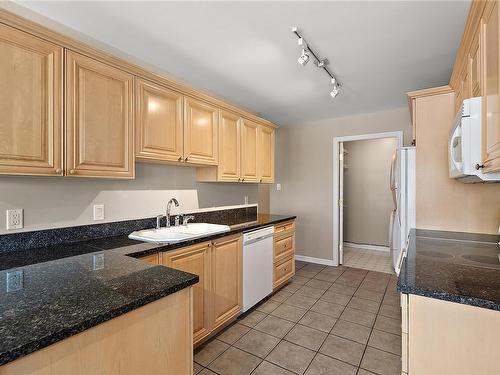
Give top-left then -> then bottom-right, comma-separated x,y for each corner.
258,125 -> 275,183
240,119 -> 259,182
482,2 -> 500,173
65,51 -> 134,178
470,28 -> 483,97
135,78 -> 183,163
217,110 -> 241,181
162,242 -> 212,346
0,24 -> 63,176
184,97 -> 219,165
212,235 -> 242,330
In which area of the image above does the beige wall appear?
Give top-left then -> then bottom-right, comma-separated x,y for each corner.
270,107 -> 412,262
344,137 -> 398,247
0,163 -> 258,234
415,92 -> 500,234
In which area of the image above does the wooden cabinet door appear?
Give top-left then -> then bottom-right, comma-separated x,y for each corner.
258,125 -> 275,183
218,110 -> 241,181
0,24 -> 63,176
162,242 -> 212,345
135,78 -> 183,163
184,97 -> 219,165
211,236 -> 242,329
65,51 -> 134,178
470,28 -> 483,97
240,119 -> 259,182
482,2 -> 500,172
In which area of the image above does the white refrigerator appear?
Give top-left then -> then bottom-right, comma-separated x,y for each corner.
389,147 -> 415,274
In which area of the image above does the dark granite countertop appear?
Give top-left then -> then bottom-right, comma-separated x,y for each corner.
0,213 -> 295,366
398,229 -> 500,311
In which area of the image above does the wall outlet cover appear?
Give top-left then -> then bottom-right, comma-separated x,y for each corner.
276,183 -> 282,191
6,209 -> 23,230
6,270 -> 23,292
93,204 -> 105,221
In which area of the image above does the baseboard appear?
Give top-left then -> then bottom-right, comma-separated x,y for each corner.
343,242 -> 390,252
294,255 -> 337,267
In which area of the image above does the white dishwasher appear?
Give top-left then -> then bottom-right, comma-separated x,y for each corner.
242,226 -> 275,312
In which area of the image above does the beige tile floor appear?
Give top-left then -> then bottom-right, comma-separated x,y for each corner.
343,246 -> 394,274
194,261 -> 401,375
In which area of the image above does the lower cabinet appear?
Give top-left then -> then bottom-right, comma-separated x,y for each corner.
273,220 -> 296,289
402,293 -> 500,374
162,242 -> 213,346
212,235 -> 243,330
162,235 -> 242,346
0,288 -> 193,375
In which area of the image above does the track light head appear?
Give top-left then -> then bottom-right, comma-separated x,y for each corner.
330,78 -> 340,98
330,86 -> 339,98
298,49 -> 310,66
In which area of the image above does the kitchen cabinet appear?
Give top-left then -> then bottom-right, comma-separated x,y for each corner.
137,252 -> 160,265
470,28 -> 483,97
162,241 -> 212,346
402,293 -> 500,375
217,110 -> 241,181
0,288 -> 193,375
455,59 -> 470,113
211,235 -> 242,330
65,51 -> 134,178
0,24 -> 63,176
135,78 -> 183,163
258,125 -> 275,182
196,117 -> 276,183
162,235 -> 242,347
273,220 -> 296,289
240,119 -> 259,182
184,97 -> 219,165
482,1 -> 500,173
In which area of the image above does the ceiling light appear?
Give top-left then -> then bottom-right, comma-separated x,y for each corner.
292,26 -> 342,100
330,86 -> 339,98
298,49 -> 310,66
330,78 -> 340,98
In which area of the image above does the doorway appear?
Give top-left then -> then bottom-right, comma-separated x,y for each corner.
332,131 -> 403,272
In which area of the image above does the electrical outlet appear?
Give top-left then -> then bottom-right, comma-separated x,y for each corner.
276,183 -> 282,191
244,196 -> 248,205
6,270 -> 23,292
93,253 -> 105,270
93,204 -> 105,221
6,209 -> 23,230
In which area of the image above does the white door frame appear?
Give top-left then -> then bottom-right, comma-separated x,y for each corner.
332,131 -> 403,266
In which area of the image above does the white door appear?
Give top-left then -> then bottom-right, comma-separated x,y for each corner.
339,142 -> 345,264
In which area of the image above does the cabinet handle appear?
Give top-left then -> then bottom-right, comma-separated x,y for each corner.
238,178 -> 241,182
260,179 -> 263,183
69,169 -> 75,175
185,157 -> 189,162
475,164 -> 484,170
178,156 -> 182,162
242,178 -> 245,182
55,168 -> 62,174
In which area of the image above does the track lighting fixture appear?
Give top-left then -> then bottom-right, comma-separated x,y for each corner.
292,26 -> 341,99
298,48 -> 310,66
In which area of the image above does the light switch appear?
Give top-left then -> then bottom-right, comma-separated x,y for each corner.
93,204 -> 105,221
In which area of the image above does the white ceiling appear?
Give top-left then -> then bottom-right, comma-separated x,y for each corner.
9,1 -> 469,125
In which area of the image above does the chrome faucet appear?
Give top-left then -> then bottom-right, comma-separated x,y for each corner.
166,198 -> 179,227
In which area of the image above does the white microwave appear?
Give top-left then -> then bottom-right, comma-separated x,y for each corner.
449,97 -> 500,182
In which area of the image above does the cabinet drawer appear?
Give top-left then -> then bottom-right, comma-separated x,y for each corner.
275,220 -> 295,235
274,256 -> 294,288
274,235 -> 294,262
